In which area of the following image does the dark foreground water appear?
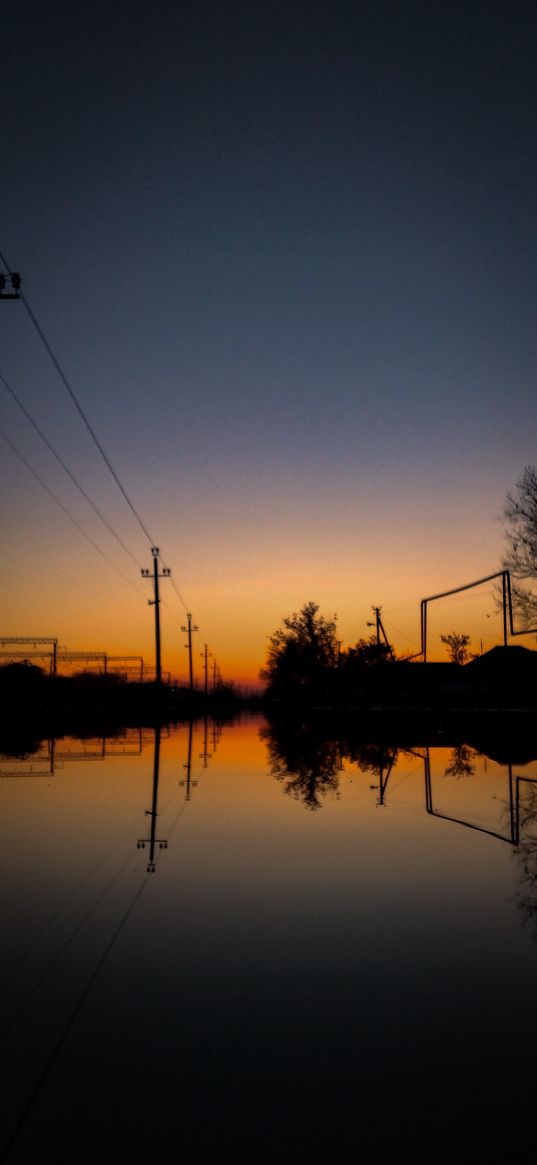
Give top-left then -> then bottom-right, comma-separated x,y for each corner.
1,715 -> 537,1162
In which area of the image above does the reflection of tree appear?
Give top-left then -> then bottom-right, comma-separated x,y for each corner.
262,726 -> 399,811
261,725 -> 341,810
346,742 -> 398,777
513,780 -> 537,936
444,745 -> 478,779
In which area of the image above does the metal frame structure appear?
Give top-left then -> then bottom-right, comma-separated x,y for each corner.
418,568 -> 537,662
0,637 -> 58,675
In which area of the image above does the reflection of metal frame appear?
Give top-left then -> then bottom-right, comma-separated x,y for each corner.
423,748 -> 516,844
0,738 -> 55,778
103,728 -> 143,756
514,776 -> 537,846
416,568 -> 537,662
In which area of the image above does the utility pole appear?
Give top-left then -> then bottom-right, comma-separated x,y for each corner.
141,548 -> 170,686
212,657 -> 218,693
201,644 -> 212,698
181,613 -> 199,692
367,606 -> 395,660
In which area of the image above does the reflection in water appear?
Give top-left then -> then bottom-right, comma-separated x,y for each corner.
179,717 -> 196,800
444,744 -> 478,778
137,725 -> 167,872
1,715 -> 537,1160
261,725 -> 341,810
264,720 -> 537,939
515,777 -> 537,935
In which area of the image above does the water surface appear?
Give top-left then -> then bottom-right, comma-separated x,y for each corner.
1,716 -> 537,1161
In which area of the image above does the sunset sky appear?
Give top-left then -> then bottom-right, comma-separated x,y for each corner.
1,1 -> 536,684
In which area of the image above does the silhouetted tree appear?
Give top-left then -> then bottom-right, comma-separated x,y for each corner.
440,632 -> 472,665
502,465 -> 537,628
343,635 -> 394,667
260,601 -> 338,696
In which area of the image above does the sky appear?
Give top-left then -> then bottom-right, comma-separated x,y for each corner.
1,0 -> 536,684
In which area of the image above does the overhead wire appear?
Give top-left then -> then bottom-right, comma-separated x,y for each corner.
0,369 -> 142,570
0,427 -> 146,598
0,247 -> 155,546
0,250 -> 221,659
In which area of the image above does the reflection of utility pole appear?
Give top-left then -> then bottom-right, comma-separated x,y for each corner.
376,749 -> 397,806
137,725 -> 167,871
141,548 -> 170,686
211,718 -> 222,753
181,613 -> 199,692
179,719 -> 196,800
201,644 -> 212,697
200,714 -> 212,768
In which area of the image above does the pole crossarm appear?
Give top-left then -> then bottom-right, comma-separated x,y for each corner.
0,271 -> 22,298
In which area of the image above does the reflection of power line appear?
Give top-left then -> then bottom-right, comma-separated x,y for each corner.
0,872 -> 150,1163
0,847 -> 136,1043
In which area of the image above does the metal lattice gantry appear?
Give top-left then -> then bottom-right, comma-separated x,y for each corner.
0,637 -> 58,675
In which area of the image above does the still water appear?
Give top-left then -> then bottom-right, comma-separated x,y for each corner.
1,715 -> 537,1161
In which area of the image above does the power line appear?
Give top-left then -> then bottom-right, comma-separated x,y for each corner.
0,247 -> 154,546
0,427 -> 146,598
0,370 -> 142,570
0,252 -> 216,652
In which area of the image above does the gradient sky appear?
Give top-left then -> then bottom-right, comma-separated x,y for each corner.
1,0 -> 536,683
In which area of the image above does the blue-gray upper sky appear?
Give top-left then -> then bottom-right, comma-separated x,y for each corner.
2,0 -> 536,672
